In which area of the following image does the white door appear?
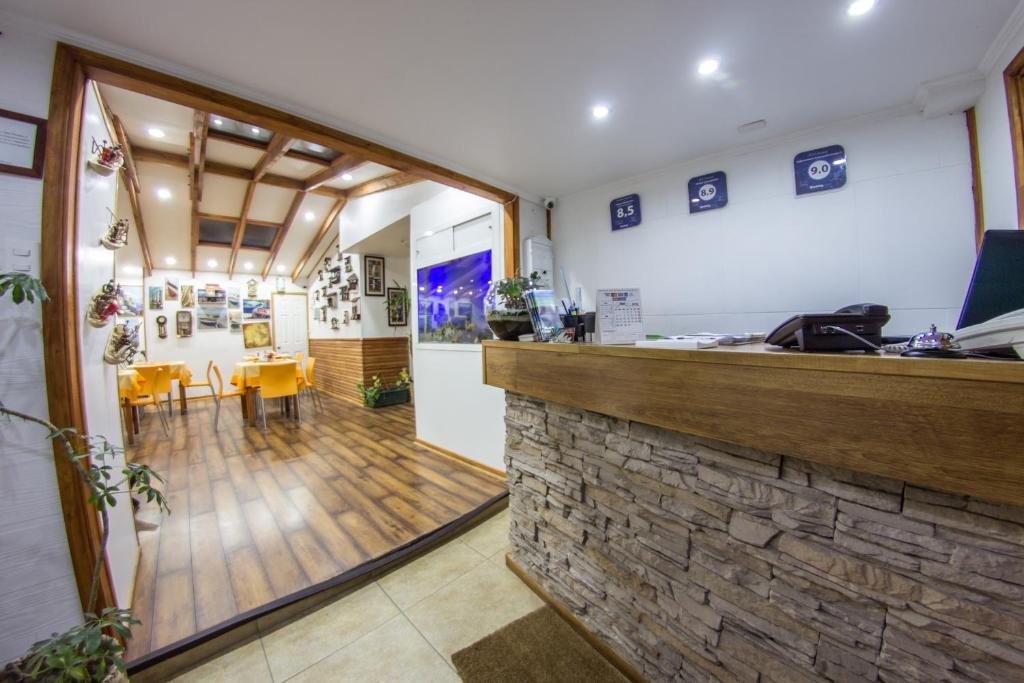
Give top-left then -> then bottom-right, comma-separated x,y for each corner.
272,293 -> 308,357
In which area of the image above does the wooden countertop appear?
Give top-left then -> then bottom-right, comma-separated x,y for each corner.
482,340 -> 1024,505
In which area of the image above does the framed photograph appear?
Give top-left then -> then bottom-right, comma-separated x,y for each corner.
120,286 -> 144,317
176,310 -> 193,337
243,298 -> 270,319
228,309 -> 242,332
197,305 -> 228,330
386,287 -> 408,327
365,255 -> 385,296
180,284 -> 195,308
0,108 -> 47,179
242,321 -> 272,349
197,285 -> 226,305
227,287 -> 241,308
165,277 -> 179,301
148,286 -> 163,310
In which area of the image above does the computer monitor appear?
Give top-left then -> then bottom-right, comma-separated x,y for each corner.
957,230 -> 1024,329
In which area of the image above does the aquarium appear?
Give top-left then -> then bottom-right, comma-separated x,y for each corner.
417,249 -> 492,343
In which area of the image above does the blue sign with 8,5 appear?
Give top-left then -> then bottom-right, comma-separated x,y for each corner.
610,193 -> 642,231
794,145 -> 847,195
688,171 -> 728,213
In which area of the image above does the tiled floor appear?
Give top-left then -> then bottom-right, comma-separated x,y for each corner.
170,508 -> 543,682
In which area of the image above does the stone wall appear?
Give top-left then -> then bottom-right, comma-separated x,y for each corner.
504,393 -> 1024,683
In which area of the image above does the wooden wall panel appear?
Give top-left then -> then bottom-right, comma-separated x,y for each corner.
309,337 -> 409,404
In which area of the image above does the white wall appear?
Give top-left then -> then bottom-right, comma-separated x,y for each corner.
552,110 -> 977,336
975,9 -> 1024,232
128,269 -> 305,395
410,189 -> 507,471
0,30 -> 84,664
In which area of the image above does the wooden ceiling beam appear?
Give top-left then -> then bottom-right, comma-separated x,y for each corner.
188,130 -> 199,277
191,110 -> 209,202
253,133 -> 295,182
262,190 -> 306,280
132,145 -> 346,200
228,182 -> 257,278
109,114 -> 153,275
207,128 -> 329,166
303,153 -> 367,191
345,171 -> 423,199
292,197 -> 345,281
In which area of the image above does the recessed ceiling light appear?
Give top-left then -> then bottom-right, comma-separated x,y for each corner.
591,104 -> 610,120
304,210 -> 315,222
147,127 -> 165,139
213,117 -> 223,126
164,256 -> 177,266
156,188 -> 172,201
697,58 -> 720,76
207,258 -> 218,268
341,173 -> 353,181
243,261 -> 253,270
847,0 -> 876,16
251,127 -> 260,135
276,264 -> 286,273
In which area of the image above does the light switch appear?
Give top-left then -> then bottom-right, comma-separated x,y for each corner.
12,248 -> 31,258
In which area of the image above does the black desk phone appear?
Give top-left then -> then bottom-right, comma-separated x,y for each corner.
765,303 -> 890,352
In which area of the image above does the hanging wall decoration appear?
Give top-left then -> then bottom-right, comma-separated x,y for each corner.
324,255 -> 333,270
327,294 -> 337,309
103,321 -> 140,365
330,316 -> 339,330
246,278 -> 258,298
180,284 -> 195,308
165,277 -> 179,301
148,285 -> 163,310
197,284 -> 226,305
318,269 -> 324,282
344,255 -> 352,273
227,287 -> 241,308
243,298 -> 270,319
340,285 -> 349,302
0,108 -> 47,179
351,301 -> 360,321
86,280 -> 123,327
100,208 -> 129,250
794,145 -> 847,196
120,285 -> 144,317
275,277 -> 286,293
176,310 -> 193,337
328,268 -> 341,286
156,315 -> 168,339
687,171 -> 728,213
229,310 -> 242,332
198,305 -> 228,329
364,256 -> 384,296
86,137 -> 124,175
242,321 -> 272,349
386,287 -> 409,327
609,193 -> 642,231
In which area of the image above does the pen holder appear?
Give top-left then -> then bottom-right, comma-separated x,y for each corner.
583,312 -> 596,343
559,314 -> 587,342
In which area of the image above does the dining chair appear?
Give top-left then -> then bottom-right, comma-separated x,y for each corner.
131,365 -> 171,435
295,351 -> 307,393
179,360 -> 215,412
210,364 -> 244,430
256,363 -> 300,431
304,357 -> 324,412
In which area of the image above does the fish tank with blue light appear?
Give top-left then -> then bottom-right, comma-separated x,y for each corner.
417,249 -> 492,343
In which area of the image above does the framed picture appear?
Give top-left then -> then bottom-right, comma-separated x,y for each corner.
227,287 -> 241,308
165,278 -> 179,301
242,321 -> 272,349
120,286 -> 144,317
365,255 -> 385,296
197,285 -> 226,305
197,305 -> 228,329
229,309 -> 242,332
180,284 -> 195,308
0,108 -> 47,179
148,286 -> 163,310
386,287 -> 408,327
176,310 -> 193,337
243,298 -> 270,319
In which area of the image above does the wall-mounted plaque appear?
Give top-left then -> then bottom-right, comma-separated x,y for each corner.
610,194 -> 641,231
688,171 -> 728,213
794,145 -> 847,196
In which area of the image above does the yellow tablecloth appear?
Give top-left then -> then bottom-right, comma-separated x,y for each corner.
230,359 -> 297,391
117,362 -> 192,400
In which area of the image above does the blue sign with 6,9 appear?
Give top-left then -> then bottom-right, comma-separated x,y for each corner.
610,193 -> 642,231
794,145 -> 847,195
688,171 -> 728,213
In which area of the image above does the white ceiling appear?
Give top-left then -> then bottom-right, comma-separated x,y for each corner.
2,0 -> 1017,197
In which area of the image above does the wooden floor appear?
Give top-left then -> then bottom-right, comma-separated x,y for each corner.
125,393 -> 506,662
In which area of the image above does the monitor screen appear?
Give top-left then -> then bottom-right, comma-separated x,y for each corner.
957,230 -> 1024,329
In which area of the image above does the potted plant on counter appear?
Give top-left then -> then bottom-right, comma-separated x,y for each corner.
1,273 -> 169,683
484,274 -> 537,340
357,368 -> 411,408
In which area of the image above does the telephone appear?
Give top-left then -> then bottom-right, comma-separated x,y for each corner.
765,303 -> 890,352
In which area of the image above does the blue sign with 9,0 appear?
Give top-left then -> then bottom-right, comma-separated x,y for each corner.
794,145 -> 847,195
688,171 -> 728,213
610,194 -> 642,231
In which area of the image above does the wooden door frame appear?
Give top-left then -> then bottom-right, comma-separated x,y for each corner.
1004,43 -> 1024,230
41,42 -> 519,615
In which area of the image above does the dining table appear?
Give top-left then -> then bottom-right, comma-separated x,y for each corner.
117,361 -> 191,443
230,357 -> 298,427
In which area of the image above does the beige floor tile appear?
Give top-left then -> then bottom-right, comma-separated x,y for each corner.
459,508 -> 510,558
260,582 -> 399,682
170,640 -> 272,683
378,539 -> 487,610
405,558 -> 543,662
490,544 -> 512,566
286,614 -> 458,683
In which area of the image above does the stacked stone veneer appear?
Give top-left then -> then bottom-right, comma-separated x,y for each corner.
504,393 -> 1024,683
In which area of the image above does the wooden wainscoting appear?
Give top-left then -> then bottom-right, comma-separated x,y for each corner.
309,337 -> 409,404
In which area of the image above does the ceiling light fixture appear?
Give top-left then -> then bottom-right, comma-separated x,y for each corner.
847,0 -> 876,16
207,259 -> 218,268
213,117 -> 223,126
251,126 -> 261,135
164,256 -> 177,266
243,261 -> 253,270
591,104 -> 610,120
156,188 -> 172,201
276,264 -> 286,273
341,173 -> 353,181
147,127 -> 165,139
304,211 -> 315,222
697,58 -> 720,76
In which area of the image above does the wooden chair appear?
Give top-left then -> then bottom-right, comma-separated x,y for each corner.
210,364 -> 244,430
304,357 -> 324,412
256,363 -> 300,431
131,365 -> 171,435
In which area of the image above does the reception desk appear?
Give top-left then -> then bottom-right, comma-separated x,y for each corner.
483,341 -> 1024,682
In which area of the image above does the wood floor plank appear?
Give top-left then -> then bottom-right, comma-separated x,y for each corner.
211,478 -> 252,552
289,460 -> 348,515
150,570 -> 195,651
125,528 -> 160,660
188,461 -> 213,516
252,469 -> 306,533
189,512 -> 238,631
287,487 -> 366,569
225,456 -> 260,502
157,489 -> 191,574
335,509 -> 400,558
241,498 -> 309,597
226,546 -> 276,613
379,494 -> 444,536
287,527 -> 343,584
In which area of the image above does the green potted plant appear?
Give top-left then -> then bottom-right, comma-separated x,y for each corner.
1,273 -> 169,683
356,368 -> 411,408
483,273 -> 537,340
